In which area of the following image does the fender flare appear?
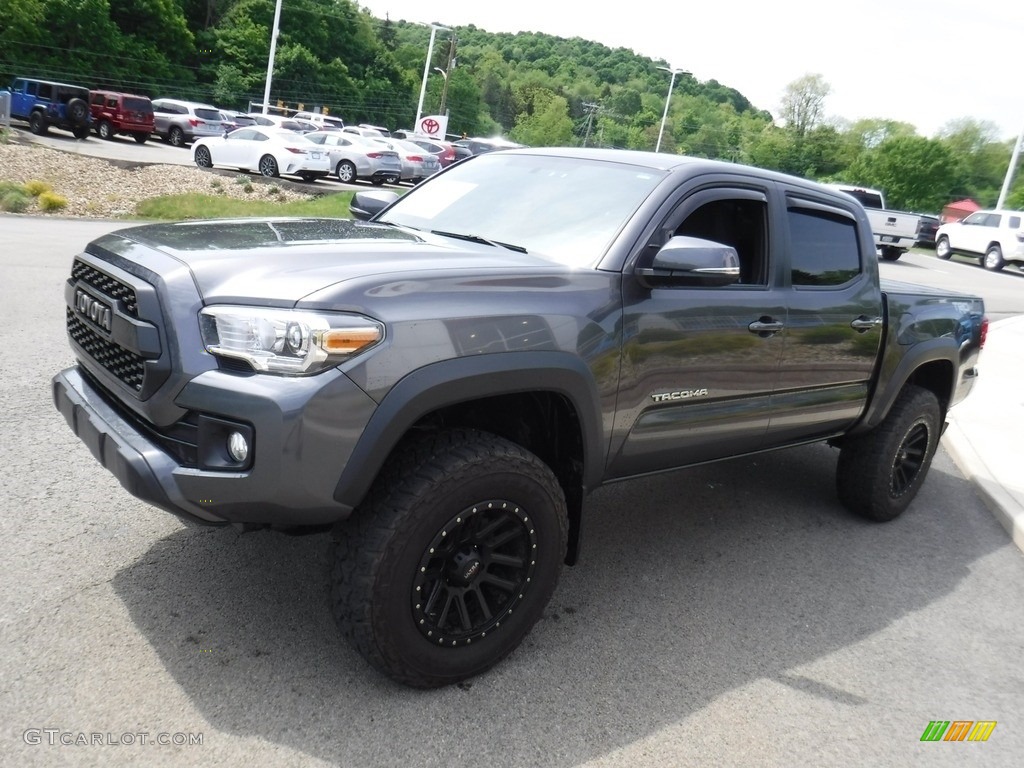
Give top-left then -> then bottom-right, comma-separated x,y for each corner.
333,352 -> 606,510
852,338 -> 957,435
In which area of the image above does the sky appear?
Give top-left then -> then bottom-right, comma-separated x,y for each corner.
359,0 -> 1023,142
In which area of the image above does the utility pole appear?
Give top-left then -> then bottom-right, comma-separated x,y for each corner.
438,35 -> 457,116
582,102 -> 600,147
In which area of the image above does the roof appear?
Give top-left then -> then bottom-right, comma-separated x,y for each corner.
943,199 -> 981,212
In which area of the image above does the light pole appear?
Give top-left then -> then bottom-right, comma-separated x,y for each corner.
415,24 -> 450,130
260,0 -> 284,115
996,124 -> 1023,210
655,66 -> 688,153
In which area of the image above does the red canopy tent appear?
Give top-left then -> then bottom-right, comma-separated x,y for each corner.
940,199 -> 980,223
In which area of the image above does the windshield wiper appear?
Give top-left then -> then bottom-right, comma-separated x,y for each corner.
430,230 -> 528,253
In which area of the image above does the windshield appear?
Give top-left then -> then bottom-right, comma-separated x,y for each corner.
380,153 -> 666,267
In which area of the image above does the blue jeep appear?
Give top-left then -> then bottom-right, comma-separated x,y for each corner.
7,77 -> 92,139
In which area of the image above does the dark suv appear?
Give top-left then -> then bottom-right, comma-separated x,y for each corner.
7,77 -> 92,139
89,90 -> 154,144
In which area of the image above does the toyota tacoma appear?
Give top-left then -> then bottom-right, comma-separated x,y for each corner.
53,148 -> 986,687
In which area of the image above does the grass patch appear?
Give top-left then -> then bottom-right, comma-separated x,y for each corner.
133,190 -> 357,220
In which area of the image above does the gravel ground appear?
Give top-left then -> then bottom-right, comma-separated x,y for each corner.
0,136 -> 316,218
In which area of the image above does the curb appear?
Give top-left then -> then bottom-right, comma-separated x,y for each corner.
943,422 -> 1024,553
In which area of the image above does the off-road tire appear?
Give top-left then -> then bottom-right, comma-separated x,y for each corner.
836,385 -> 941,522
982,245 -> 1005,272
935,236 -> 952,260
330,429 -> 568,688
67,98 -> 89,125
29,111 -> 48,135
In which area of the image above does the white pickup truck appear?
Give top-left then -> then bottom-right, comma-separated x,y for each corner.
825,184 -> 921,261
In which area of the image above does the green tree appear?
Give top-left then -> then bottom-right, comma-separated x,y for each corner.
844,136 -> 959,211
508,87 -> 573,146
780,73 -> 830,137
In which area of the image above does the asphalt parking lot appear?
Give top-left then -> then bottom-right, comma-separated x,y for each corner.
0,218 -> 1022,767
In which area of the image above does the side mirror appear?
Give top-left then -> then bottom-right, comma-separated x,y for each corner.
636,235 -> 741,288
350,191 -> 400,221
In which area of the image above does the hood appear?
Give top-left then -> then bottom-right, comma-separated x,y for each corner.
99,218 -> 566,304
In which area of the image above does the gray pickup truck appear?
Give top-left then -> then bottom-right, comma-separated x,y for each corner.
53,148 -> 986,687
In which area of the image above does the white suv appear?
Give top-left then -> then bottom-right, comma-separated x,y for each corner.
935,209 -> 1024,271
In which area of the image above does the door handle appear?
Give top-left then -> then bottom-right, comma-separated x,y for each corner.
850,316 -> 883,332
748,317 -> 784,336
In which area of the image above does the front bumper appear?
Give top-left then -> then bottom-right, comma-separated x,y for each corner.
53,364 -> 378,526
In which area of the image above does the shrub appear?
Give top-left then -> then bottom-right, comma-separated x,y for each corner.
38,191 -> 68,212
1,189 -> 32,213
24,179 -> 53,197
242,182 -> 254,193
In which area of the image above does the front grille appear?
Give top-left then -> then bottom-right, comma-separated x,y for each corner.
79,368 -> 198,467
72,259 -> 138,316
67,308 -> 145,391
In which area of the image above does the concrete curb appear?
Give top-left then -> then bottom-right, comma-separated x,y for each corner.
942,315 -> 1024,554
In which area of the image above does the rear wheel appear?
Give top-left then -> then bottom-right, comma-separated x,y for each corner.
298,172 -> 319,182
982,245 -> 1005,271
331,429 -> 568,688
935,236 -> 953,260
168,126 -> 185,147
29,111 -> 48,135
72,126 -> 90,140
880,247 -> 902,261
132,132 -> 148,144
836,385 -> 941,522
336,160 -> 357,183
258,154 -> 279,177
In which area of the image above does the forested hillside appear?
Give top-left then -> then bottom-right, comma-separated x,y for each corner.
2,0 -> 1021,210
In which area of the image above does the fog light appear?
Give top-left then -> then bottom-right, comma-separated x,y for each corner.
227,431 -> 249,463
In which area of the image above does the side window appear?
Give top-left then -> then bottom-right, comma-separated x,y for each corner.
788,207 -> 861,287
106,97 -> 117,108
90,94 -> 103,106
37,83 -> 52,100
962,212 -> 985,226
673,196 -> 769,286
1009,216 -> 1021,229
985,214 -> 1001,228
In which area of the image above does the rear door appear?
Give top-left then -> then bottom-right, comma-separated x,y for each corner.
763,190 -> 884,445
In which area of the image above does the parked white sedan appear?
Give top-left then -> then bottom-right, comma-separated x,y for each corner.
192,127 -> 331,181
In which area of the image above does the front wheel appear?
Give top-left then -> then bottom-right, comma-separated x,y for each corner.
258,154 -> 279,177
132,132 -> 148,144
982,245 -> 1005,271
298,172 -> 319,182
194,145 -> 213,168
29,112 -> 48,135
72,126 -> 90,140
331,429 -> 568,688
98,120 -> 114,140
836,385 -> 941,522
935,236 -> 953,260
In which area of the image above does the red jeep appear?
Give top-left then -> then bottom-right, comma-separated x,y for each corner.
88,90 -> 155,144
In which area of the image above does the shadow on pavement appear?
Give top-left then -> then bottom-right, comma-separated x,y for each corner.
111,442 -> 1008,766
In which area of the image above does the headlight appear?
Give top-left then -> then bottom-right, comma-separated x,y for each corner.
199,307 -> 384,374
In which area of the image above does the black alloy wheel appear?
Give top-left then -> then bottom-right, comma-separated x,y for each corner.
331,429 -> 568,688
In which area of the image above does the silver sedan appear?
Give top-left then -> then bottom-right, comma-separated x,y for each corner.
303,131 -> 403,185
